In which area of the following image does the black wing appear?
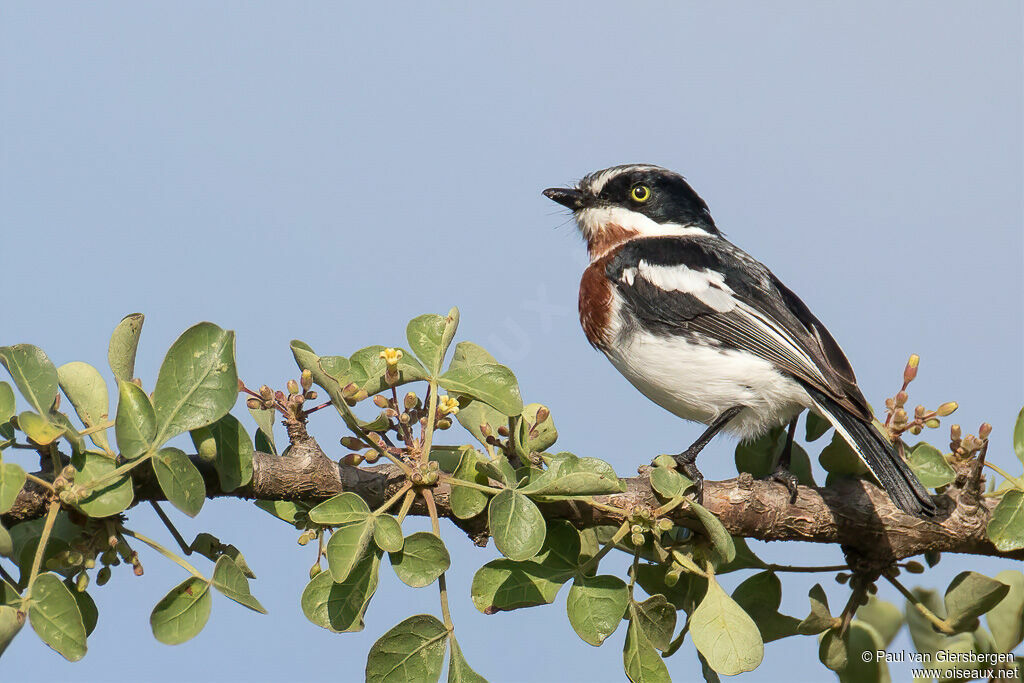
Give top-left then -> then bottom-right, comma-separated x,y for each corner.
607,236 -> 871,420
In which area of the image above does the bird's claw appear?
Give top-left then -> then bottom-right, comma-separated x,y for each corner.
765,465 -> 799,503
670,449 -> 705,503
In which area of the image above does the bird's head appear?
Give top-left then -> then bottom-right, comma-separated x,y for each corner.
544,164 -> 719,261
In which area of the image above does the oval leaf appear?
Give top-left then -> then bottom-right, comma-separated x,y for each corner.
988,489 -> 1024,552
488,489 -> 545,561
309,492 -> 371,525
0,604 -> 25,657
301,551 -> 381,633
365,614 -> 449,683
107,313 -> 144,382
690,575 -> 764,676
152,447 -> 205,517
28,573 -> 86,661
152,323 -> 237,443
907,443 -> 955,489
75,454 -> 133,518
986,569 -> 1024,652
690,500 -> 736,565
150,576 -> 212,645
622,618 -> 671,683
470,559 -> 565,614
189,413 -> 253,492
567,575 -> 628,646
0,382 -> 14,424
373,514 -> 404,553
439,342 -> 522,416
449,448 -> 490,520
212,555 -> 266,613
57,361 -> 111,452
325,516 -> 376,583
406,309 -> 459,377
943,570 -> 1010,633
389,532 -> 450,588
0,345 -> 58,416
114,380 -> 155,460
0,463 -> 28,514
448,634 -> 487,683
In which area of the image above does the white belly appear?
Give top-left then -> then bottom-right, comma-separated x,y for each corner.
604,328 -> 812,440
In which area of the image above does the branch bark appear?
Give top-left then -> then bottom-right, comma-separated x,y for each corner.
4,440 -> 1019,564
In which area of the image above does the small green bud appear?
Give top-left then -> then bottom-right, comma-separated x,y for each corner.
309,563 -> 322,579
403,392 -> 419,411
657,518 -> 673,532
480,423 -> 493,438
61,465 -> 76,480
300,369 -> 313,392
936,402 -> 958,417
664,567 -> 682,587
904,561 -> 925,574
924,418 -> 940,429
399,412 -> 411,424
373,395 -> 389,409
76,572 -> 89,592
630,532 -> 645,546
950,424 -> 961,440
895,390 -> 909,407
67,551 -> 84,566
341,436 -> 363,450
914,404 -> 926,419
979,423 -> 992,439
363,449 -> 380,464
631,524 -> 643,534
835,572 -> 850,584
84,557 -> 96,569
96,567 -> 111,586
304,390 -> 317,401
427,460 -> 440,472
903,354 -> 919,385
436,418 -> 452,430
652,454 -> 676,469
287,379 -> 300,395
297,532 -> 310,546
246,397 -> 262,410
341,453 -> 364,467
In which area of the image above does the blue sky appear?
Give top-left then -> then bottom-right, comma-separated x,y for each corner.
2,3 -> 1021,681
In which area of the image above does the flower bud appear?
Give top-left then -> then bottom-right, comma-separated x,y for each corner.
631,524 -> 644,534
399,412 -> 411,424
304,391 -> 317,401
904,354 -> 920,385
363,448 -> 380,464
914,405 -> 926,419
84,557 -> 96,569
436,418 -> 452,430
924,418 -> 940,429
260,385 -> 273,400
76,572 -> 89,592
893,408 -> 908,426
497,426 -> 509,437
373,395 -> 389,409
384,408 -> 398,419
630,532 -> 645,546
342,453 -> 364,467
895,391 -> 909,407
936,402 -> 958,417
904,561 -> 924,574
404,392 -> 418,412
133,563 -> 144,577
480,423 -> 493,438
246,397 -> 262,410
657,518 -> 673,532
297,533 -> 310,546
300,369 -> 313,392
950,424 -> 961,440
354,389 -> 368,402
67,551 -> 84,566
287,379 -> 300,395
342,382 -> 360,399
909,425 -> 923,435
309,563 -> 322,579
664,566 -> 681,587
97,566 -> 111,586
835,572 -> 850,584
341,436 -> 362,449
61,465 -> 76,480
979,423 -> 992,440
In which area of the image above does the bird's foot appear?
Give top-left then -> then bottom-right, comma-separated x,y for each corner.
670,448 -> 705,502
764,465 -> 799,504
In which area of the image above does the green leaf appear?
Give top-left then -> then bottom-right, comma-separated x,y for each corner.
150,576 -> 212,645
819,432 -> 868,478
454,399 -> 507,447
566,575 -> 628,646
630,594 -> 676,651
27,573 -> 86,661
301,550 -> 381,632
0,523 -> 11,558
365,614 -> 448,683
325,515 -> 376,583
57,361 -> 111,452
906,442 -> 955,489
0,382 -> 14,424
189,413 -> 253,492
798,583 -> 834,635
986,570 -> 1024,652
818,626 -> 847,671
255,499 -> 307,525
309,492 -> 371,525
714,536 -> 767,574
0,604 -> 25,657
1014,407 -> 1024,468
731,571 -> 801,642
114,380 -> 156,460
518,452 -> 624,497
152,322 -> 237,443
389,532 -> 450,588
0,462 -> 27,514
476,456 -> 516,487
943,570 -> 1010,633
634,563 -> 707,614
690,574 -> 764,676
650,465 -> 692,500
622,618 -> 671,683
439,342 -> 523,416
855,595 -> 903,648
348,345 -> 429,395
905,587 -> 980,679
406,309 -> 459,377
488,489 -> 546,561
689,500 -> 735,564
17,411 -> 64,445
74,453 -> 133,517
449,447 -> 490,519
107,313 -> 144,383
248,405 -> 276,454
988,489 -> 1024,552
514,403 -> 558,456
152,447 -> 205,517
0,344 -> 58,415
806,410 -> 832,442
71,588 -> 98,637
471,559 -> 565,613
212,555 -> 266,613
448,633 -> 487,683
835,621 -> 890,683
735,427 -> 815,486
369,515 -> 403,554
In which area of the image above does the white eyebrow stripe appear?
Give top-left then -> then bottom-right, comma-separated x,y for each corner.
585,165 -> 664,195
631,261 -> 737,313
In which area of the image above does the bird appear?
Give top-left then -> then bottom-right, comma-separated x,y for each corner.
543,164 -> 936,517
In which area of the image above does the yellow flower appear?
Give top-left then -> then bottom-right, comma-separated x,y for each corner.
379,348 -> 403,367
438,395 -> 460,416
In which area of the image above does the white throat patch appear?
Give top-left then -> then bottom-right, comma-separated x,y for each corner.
575,206 -> 712,260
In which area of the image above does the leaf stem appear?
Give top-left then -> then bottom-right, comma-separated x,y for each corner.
395,489 -> 416,524
78,420 -> 114,437
28,500 -> 60,589
983,461 -> 1024,491
24,473 -> 54,491
149,500 -> 193,555
883,573 -> 954,635
79,450 -> 154,490
766,563 -> 851,574
441,475 -> 502,495
120,527 -> 206,580
421,489 -> 454,630
579,497 -> 628,516
420,377 -> 440,464
577,520 -> 631,575
374,482 -> 413,516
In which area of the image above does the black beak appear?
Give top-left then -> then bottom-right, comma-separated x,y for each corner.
543,187 -> 584,211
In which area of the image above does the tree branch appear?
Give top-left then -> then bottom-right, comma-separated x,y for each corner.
4,439 -> 1019,564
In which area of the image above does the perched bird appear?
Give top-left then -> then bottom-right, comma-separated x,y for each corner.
543,164 -> 936,517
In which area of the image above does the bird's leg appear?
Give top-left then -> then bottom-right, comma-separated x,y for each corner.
666,406 -> 743,500
767,417 -> 800,503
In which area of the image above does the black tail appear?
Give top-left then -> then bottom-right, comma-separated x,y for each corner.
804,386 -> 937,517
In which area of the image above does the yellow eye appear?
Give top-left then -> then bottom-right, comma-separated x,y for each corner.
631,185 -> 651,202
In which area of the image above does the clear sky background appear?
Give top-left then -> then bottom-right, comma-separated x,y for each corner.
2,3 -> 1021,681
